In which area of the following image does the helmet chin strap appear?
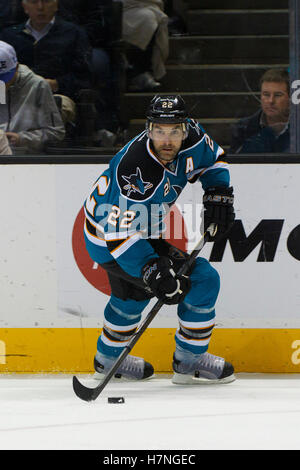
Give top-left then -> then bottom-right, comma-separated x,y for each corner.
181,122 -> 188,139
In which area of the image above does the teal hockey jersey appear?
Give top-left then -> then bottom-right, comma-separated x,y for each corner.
83,119 -> 231,277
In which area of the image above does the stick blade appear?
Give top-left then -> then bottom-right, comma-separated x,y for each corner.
72,375 -> 101,402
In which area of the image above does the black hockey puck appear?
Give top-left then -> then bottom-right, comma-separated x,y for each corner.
108,397 -> 125,404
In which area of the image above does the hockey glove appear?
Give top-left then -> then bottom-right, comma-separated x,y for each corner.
203,186 -> 235,241
142,256 -> 191,305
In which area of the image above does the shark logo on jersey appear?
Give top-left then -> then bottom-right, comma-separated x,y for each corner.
122,167 -> 153,197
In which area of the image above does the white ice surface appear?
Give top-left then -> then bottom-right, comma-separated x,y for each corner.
0,373 -> 300,450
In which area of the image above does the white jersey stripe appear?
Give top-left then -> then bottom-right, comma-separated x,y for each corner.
84,224 -> 106,247
105,230 -> 137,241
200,161 -> 229,176
111,232 -> 142,259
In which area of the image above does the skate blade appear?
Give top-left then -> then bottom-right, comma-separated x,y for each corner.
172,372 -> 236,385
93,371 -> 156,382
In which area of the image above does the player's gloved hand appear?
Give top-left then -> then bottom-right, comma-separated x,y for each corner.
203,186 -> 235,241
142,256 -> 191,305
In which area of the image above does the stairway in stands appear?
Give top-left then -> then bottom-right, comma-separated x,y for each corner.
121,0 -> 289,152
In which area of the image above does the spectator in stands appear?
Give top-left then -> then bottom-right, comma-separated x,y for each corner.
56,0 -> 119,139
0,1 -> 12,30
0,0 -> 92,125
230,68 -> 290,153
0,0 -> 26,30
120,0 -> 169,91
57,0 -> 112,49
0,40 -> 65,153
0,130 -> 12,154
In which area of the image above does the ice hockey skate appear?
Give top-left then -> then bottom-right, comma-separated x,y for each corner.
172,351 -> 235,385
93,352 -> 154,381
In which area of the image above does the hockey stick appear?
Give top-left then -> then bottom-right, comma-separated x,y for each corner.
72,223 -> 217,402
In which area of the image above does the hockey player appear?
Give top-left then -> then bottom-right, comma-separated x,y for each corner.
83,95 -> 236,384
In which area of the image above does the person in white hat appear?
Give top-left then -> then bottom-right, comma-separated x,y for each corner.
0,40 -> 65,153
0,40 -> 18,85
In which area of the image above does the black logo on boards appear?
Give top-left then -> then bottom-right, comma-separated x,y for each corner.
210,220 -> 300,262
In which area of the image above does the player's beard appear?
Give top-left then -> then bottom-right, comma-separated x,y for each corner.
154,144 -> 180,162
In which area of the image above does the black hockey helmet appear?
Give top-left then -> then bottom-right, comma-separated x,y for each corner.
146,95 -> 189,138
147,95 -> 188,124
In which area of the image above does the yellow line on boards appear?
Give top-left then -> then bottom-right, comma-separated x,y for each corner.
0,328 -> 300,373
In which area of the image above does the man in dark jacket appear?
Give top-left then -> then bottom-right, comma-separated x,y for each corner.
0,0 -> 92,104
57,0 -> 113,49
0,0 -> 27,30
0,1 -> 12,30
56,0 -> 119,133
230,68 -> 290,154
